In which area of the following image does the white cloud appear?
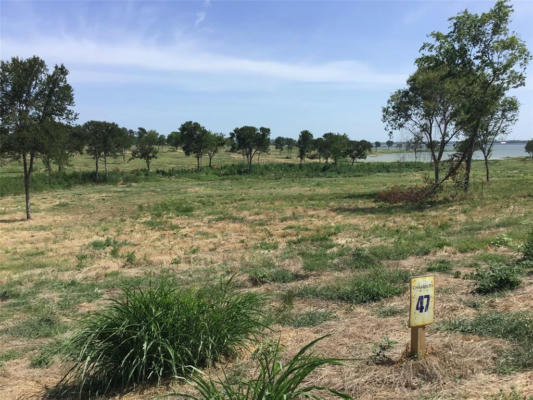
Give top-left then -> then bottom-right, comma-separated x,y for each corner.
1,35 -> 407,87
195,11 -> 206,26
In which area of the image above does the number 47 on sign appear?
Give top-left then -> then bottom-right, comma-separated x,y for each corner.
409,275 -> 435,357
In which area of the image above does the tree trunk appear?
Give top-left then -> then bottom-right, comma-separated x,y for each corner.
463,140 -> 475,193
22,154 -> 32,220
95,156 -> 99,182
208,155 -> 213,168
351,158 -> 355,166
104,153 -> 108,178
196,156 -> 200,171
434,164 -> 439,184
146,158 -> 150,171
484,155 -> 490,182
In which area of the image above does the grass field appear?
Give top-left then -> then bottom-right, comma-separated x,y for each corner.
0,151 -> 532,399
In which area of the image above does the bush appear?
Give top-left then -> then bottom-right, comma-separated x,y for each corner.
59,278 -> 264,396
471,264 -> 521,294
170,336 -> 352,400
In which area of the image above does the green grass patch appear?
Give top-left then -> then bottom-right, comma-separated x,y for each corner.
441,312 -> 533,373
297,268 -> 409,304
469,265 -> 521,294
426,259 -> 453,274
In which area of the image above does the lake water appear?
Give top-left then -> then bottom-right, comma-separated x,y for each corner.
365,143 -> 529,162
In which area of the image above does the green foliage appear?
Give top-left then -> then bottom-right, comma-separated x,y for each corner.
297,268 -> 409,304
525,139 -> 533,158
297,130 -> 314,162
60,278 -> 264,396
486,388 -> 533,400
471,264 -> 521,294
170,336 -> 352,400
131,127 -> 159,171
229,126 -> 271,170
146,199 -> 194,217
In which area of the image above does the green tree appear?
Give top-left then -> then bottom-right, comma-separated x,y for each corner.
383,66 -> 461,182
322,133 -> 349,164
0,56 -> 76,219
206,132 -> 226,168
297,130 -> 314,164
386,140 -> 394,149
273,136 -> 285,155
131,127 -> 159,171
314,137 -> 328,163
178,121 -> 211,170
526,139 -> 533,158
40,122 -> 84,174
374,141 -> 381,148
478,97 -> 519,182
229,126 -> 271,171
417,0 -> 530,192
347,140 -> 372,165
116,128 -> 135,163
83,121 -> 123,181
167,131 -> 182,151
285,138 -> 296,158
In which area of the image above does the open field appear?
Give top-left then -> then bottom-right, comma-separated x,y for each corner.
0,155 -> 532,399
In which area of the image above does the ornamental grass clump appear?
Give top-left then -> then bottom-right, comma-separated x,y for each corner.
59,278 -> 264,396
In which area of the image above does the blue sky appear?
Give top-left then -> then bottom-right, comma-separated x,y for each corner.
1,0 -> 532,140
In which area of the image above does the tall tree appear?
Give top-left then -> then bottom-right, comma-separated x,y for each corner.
0,56 -> 76,219
417,0 -> 530,192
322,133 -> 349,165
347,140 -> 372,165
526,139 -> 533,159
167,131 -> 182,151
273,136 -> 285,155
40,121 -> 84,174
374,141 -> 381,148
297,130 -> 314,164
386,140 -> 394,149
178,121 -> 211,170
478,97 -> 519,182
285,138 -> 296,158
206,132 -> 226,168
383,66 -> 461,182
83,121 -> 123,181
229,126 -> 271,171
131,127 -> 159,171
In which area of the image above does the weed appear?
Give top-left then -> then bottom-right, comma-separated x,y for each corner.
169,336 -> 352,400
522,229 -> 533,261
2,311 -> 66,339
470,265 -> 521,294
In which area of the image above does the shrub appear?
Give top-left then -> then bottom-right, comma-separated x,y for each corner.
170,336 -> 353,400
471,264 -> 521,294
59,278 -> 264,396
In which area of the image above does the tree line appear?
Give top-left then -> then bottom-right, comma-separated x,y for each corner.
382,0 -> 530,190
0,57 -> 374,220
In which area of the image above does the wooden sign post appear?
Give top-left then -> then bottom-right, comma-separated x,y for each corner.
408,275 -> 435,358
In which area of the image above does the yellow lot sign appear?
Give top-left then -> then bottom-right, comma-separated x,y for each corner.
409,275 -> 435,328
